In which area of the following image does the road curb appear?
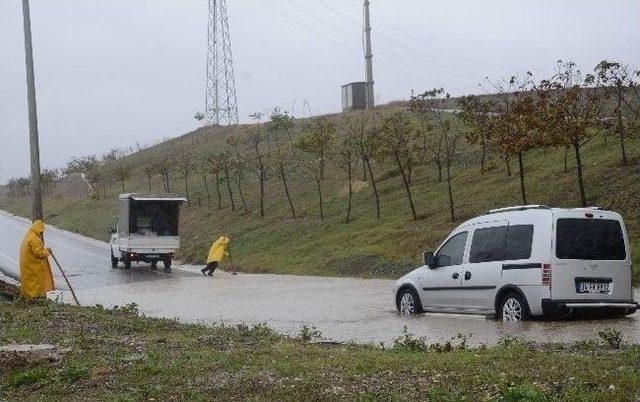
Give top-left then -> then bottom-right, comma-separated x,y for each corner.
0,270 -> 19,298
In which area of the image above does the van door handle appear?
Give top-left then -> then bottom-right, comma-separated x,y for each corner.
465,271 -> 472,281
452,273 -> 459,280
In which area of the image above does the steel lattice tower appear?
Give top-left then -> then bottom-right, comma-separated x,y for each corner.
205,0 -> 239,125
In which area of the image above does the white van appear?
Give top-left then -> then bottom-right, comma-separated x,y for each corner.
394,205 -> 638,321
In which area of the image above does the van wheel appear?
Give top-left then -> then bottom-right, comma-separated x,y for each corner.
110,251 -> 118,269
123,257 -> 131,270
397,287 -> 422,315
151,261 -> 158,270
499,292 -> 529,322
163,258 -> 172,271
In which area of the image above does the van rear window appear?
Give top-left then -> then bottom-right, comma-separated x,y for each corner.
556,219 -> 626,260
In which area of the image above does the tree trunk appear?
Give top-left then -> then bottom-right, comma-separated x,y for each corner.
203,175 -> 211,209
224,168 -> 235,211
215,172 -> 222,210
121,180 -> 125,193
236,174 -> 248,213
184,173 -> 189,202
436,160 -> 443,182
480,143 -> 486,173
345,155 -> 353,223
361,152 -> 367,181
395,155 -> 417,220
315,176 -> 324,220
573,140 -> 587,207
505,156 -> 512,177
563,145 -> 569,173
279,162 -> 296,218
365,157 -> 381,220
617,89 -> 628,166
446,163 -> 455,223
146,175 -> 151,191
518,152 -> 527,205
259,167 -> 265,218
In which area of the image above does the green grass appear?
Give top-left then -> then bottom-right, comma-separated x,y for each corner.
1,112 -> 638,283
1,300 -> 639,400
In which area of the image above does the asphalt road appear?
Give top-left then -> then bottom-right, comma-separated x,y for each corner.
1,211 -> 638,346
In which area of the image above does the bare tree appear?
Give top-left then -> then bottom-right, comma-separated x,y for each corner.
206,154 -> 224,210
248,112 -> 267,217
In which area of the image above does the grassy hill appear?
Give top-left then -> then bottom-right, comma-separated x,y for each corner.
1,108 -> 638,283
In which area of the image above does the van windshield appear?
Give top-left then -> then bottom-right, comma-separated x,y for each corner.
556,218 -> 626,260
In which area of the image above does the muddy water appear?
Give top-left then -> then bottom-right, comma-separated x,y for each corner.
1,211 -> 638,346
71,268 -> 640,346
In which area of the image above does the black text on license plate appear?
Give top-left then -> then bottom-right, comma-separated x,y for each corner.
577,282 -> 611,294
147,254 -> 160,259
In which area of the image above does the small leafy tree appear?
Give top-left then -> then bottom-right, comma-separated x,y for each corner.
267,109 -> 297,218
143,165 -> 154,191
206,153 -> 225,210
248,112 -> 267,217
112,162 -> 131,193
415,89 -> 460,222
346,112 -> 382,219
379,111 -> 419,220
595,60 -> 635,165
297,119 -> 336,220
457,95 -> 495,172
176,142 -> 195,201
338,133 -> 358,223
539,61 -> 605,207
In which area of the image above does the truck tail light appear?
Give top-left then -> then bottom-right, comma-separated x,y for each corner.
542,263 -> 552,286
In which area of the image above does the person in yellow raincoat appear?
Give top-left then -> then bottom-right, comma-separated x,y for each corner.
19,220 -> 55,299
201,235 -> 231,276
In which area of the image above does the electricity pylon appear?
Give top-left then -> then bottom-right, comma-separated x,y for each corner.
205,0 -> 239,126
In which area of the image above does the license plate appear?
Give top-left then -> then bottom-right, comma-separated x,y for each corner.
146,254 -> 160,259
577,282 -> 612,295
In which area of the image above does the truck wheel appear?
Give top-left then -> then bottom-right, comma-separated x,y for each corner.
163,258 -> 172,271
123,257 -> 132,270
110,251 -> 118,269
151,261 -> 158,270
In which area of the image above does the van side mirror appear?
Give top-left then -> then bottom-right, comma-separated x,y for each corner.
423,251 -> 435,268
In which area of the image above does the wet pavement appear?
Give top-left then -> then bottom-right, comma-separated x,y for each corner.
1,211 -> 639,346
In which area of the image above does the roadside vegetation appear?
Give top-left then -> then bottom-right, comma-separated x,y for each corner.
1,60 -> 639,282
1,299 -> 639,400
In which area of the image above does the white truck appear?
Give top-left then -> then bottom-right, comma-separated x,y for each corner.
110,193 -> 187,271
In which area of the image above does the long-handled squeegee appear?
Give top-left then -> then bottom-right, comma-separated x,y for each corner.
49,250 -> 80,306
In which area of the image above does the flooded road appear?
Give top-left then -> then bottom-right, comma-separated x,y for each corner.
1,211 -> 638,346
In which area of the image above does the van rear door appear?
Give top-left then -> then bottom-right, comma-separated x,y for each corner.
552,211 -> 632,302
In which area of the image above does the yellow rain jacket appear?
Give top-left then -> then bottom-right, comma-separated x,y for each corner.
19,220 -> 54,299
207,235 -> 230,263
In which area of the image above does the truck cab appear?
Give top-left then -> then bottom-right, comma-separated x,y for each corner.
110,193 -> 187,271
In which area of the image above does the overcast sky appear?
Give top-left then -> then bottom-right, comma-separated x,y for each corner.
1,0 -> 639,184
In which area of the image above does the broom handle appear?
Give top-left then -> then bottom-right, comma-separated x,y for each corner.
49,250 -> 81,306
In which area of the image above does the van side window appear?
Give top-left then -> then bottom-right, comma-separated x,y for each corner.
435,232 -> 468,267
504,225 -> 534,260
470,225 -> 534,263
470,226 -> 507,263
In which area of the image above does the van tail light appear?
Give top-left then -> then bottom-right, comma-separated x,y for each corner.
542,263 -> 552,286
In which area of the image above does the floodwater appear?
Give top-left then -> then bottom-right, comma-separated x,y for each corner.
1,211 -> 638,346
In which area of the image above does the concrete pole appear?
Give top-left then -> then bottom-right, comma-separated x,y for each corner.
21,0 -> 43,221
364,0 -> 375,109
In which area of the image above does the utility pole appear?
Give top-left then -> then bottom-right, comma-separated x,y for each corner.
363,0 -> 375,109
21,0 -> 43,222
